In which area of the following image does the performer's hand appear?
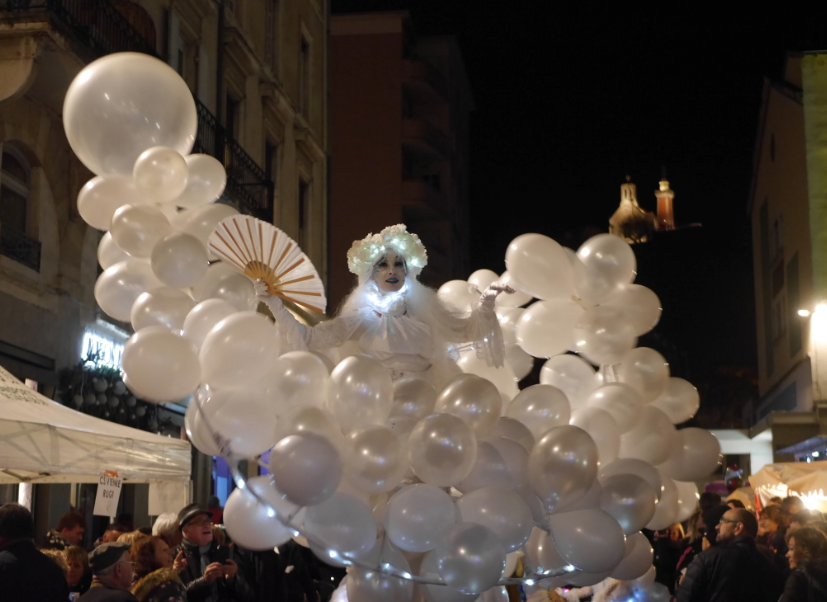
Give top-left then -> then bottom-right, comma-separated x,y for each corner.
254,278 -> 270,299
481,281 -> 515,303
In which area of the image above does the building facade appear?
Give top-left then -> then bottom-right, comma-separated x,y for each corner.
0,0 -> 328,533
329,11 -> 473,308
609,176 -> 676,244
744,52 -> 827,462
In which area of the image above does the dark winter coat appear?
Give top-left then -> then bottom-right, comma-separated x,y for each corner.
173,538 -> 249,602
0,538 -> 70,602
675,535 -> 784,602
778,559 -> 827,602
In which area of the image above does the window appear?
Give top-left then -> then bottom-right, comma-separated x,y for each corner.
298,178 -> 309,249
299,35 -> 310,117
0,148 -> 30,233
226,95 -> 240,141
265,0 -> 279,71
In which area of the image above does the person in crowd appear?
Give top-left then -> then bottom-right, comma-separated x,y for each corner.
79,541 -> 137,601
675,508 -> 706,587
208,496 -> 224,526
790,510 -> 824,531
212,524 -> 227,546
234,545 -> 291,602
759,504 -> 790,567
44,510 -> 86,550
699,492 -> 722,513
676,508 -> 784,602
152,513 -> 182,549
117,530 -> 150,547
769,496 -> 784,506
66,544 -> 93,596
41,547 -> 70,578
652,522 -> 684,593
0,502 -> 70,601
131,535 -> 187,602
94,523 -> 128,548
726,499 -> 746,509
117,513 -> 135,533
137,527 -> 152,536
807,521 -> 827,539
174,502 -> 249,601
782,496 -> 807,517
279,540 -> 321,602
779,526 -> 827,601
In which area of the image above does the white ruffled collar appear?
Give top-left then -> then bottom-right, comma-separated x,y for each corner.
363,280 -> 408,317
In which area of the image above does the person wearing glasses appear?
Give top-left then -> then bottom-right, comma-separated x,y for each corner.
676,508 -> 784,602
78,541 -> 136,601
173,503 -> 249,602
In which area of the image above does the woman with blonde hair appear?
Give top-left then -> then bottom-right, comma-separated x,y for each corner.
63,545 -> 91,596
779,526 -> 827,601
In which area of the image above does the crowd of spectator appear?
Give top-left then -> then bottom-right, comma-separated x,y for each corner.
0,500 -> 336,602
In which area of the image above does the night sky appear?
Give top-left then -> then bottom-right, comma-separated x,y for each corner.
332,1 -> 827,424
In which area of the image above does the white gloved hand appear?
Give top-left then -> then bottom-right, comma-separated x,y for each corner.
480,281 -> 515,304
255,279 -> 283,312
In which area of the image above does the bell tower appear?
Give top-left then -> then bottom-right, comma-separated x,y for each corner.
655,169 -> 675,230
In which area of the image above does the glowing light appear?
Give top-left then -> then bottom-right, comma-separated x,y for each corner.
81,332 -> 124,369
799,309 -> 811,317
814,451 -> 821,458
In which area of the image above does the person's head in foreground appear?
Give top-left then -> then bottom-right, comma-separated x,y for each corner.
785,526 -> 827,569
88,541 -> 133,591
716,508 -> 758,546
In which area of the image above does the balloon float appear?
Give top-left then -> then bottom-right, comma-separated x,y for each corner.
64,52 -> 721,599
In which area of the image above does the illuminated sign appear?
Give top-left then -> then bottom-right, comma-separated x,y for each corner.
81,332 -> 124,369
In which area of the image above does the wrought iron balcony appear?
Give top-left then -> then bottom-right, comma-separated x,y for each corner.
1,0 -> 274,221
0,225 -> 41,271
0,0 -> 156,60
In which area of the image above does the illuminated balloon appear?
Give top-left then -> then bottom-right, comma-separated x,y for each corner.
618,347 -> 670,402
79,176 -> 148,230
584,384 -> 643,433
495,271 -> 532,308
328,355 -> 393,434
570,407 -> 621,466
658,428 -> 721,482
200,312 -> 280,387
505,384 -> 570,440
110,204 -> 172,258
419,550 -> 478,602
385,484 -> 456,553
130,287 -> 195,331
347,539 -> 413,602
390,377 -> 438,421
260,351 -> 329,416
528,425 -> 598,511
173,153 -> 226,207
199,386 -> 277,458
505,233 -> 574,300
468,269 -> 499,291
453,442 -> 513,493
171,203 -> 239,258
224,476 -> 299,550
304,492 -> 376,559
539,354 -> 598,410
150,231 -> 208,288
674,480 -> 699,523
651,377 -> 700,424
63,52 -> 196,176
434,523 -> 506,594
438,280 -> 480,311
572,306 -> 637,366
95,259 -> 162,322
645,473 -> 679,531
97,232 -> 131,269
575,234 -> 636,305
496,306 -> 524,346
601,284 -> 661,336
455,486 -> 533,553
269,432 -> 342,507
121,326 -> 200,402
275,406 -> 346,454
491,417 -> 535,452
133,146 -> 188,202
619,406 -> 678,466
599,458 -> 664,502
599,474 -> 658,535
548,509 -> 625,573
408,413 -> 477,487
435,374 -> 501,437
344,425 -> 407,494
516,300 -> 585,358
182,299 -> 238,350
610,532 -> 653,580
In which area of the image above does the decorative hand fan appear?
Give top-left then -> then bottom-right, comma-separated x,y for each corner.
208,215 -> 326,313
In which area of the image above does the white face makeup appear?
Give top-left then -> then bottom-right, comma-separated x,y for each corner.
371,250 -> 406,292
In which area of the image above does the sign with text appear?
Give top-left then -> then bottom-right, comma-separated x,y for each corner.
148,481 -> 190,516
93,471 -> 122,517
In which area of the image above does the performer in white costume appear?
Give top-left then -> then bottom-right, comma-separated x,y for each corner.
255,224 -> 512,389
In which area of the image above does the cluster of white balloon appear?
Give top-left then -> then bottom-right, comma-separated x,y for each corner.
64,53 -> 722,602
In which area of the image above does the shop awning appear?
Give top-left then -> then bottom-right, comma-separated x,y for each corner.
0,364 -> 190,484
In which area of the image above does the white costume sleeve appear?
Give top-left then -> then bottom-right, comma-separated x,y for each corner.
430,294 -> 505,368
260,295 -> 363,353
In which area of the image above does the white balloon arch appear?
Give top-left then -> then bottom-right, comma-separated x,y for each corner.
65,52 -> 718,601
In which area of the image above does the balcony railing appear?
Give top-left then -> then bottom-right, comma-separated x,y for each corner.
1,0 -> 274,221
0,225 -> 41,271
0,0 -> 155,60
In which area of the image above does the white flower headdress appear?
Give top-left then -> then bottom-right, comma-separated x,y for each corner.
347,224 -> 428,278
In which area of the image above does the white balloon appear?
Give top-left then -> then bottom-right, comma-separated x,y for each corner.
491,417 -> 535,452
618,347 -> 670,402
130,287 -> 195,331
184,392 -> 221,456
468,269 -> 499,291
645,473 -> 679,530
540,354 -> 598,410
674,480 -> 699,523
584,384 -> 643,433
438,280 -> 480,311
110,204 -> 172,258
651,378 -> 700,424
601,284 -> 662,336
200,386 -> 277,458
171,203 -> 239,259
182,299 -> 238,350
385,484 -> 456,553
79,176 -> 148,230
390,377 -> 438,421
133,146 -> 188,202
599,458 -> 663,502
174,154 -> 227,207
269,432 -> 343,507
548,509 -> 626,573
97,232 -> 131,270
496,306 -> 524,346
572,306 -> 637,367
455,352 -> 519,401
575,234 -> 636,305
505,384 -> 570,440
95,259 -> 162,322
505,345 -> 534,380
618,406 -> 678,466
261,351 -> 330,416
610,532 -> 654,580
304,492 -> 377,559
516,300 -> 585,358
150,231 -> 209,288
570,407 -> 621,466
224,476 -> 299,550
63,52 -> 196,176
121,326 -> 200,402
328,356 -> 394,434
505,234 -> 574,300
658,428 -> 721,482
200,312 -> 280,388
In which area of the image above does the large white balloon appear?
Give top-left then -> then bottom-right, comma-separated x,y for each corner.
455,352 -> 520,400
572,306 -> 637,366
347,539 -> 413,602
260,351 -> 330,416
540,354 -> 598,410
434,523 -> 506,595
516,300 -> 585,358
390,377 -> 438,421
200,387 -> 277,458
95,260 -> 162,322
611,532 -> 654,580
619,406 -> 678,466
344,425 -> 407,494
200,312 -> 280,388
495,271 -> 532,307
97,232 -> 131,270
171,203 -> 239,258
570,407 -> 621,466
438,280 -> 480,311
130,287 -> 195,331
599,458 -> 664,502
182,299 -> 238,350
618,347 -> 670,402
121,326 -> 200,402
63,52 -> 196,176
584,384 -> 643,433
304,492 -> 377,559
505,384 -> 570,439
184,393 -> 220,456
674,480 -> 699,523
434,374 -> 502,437
78,176 -> 148,230
110,204 -> 172,258
651,377 -> 700,424
529,425 -> 598,511
548,509 -> 626,573
601,284 -> 662,336
174,154 -> 227,207
269,432 -> 342,507
575,234 -> 636,305
150,232 -> 208,288
408,413 -> 477,487
505,234 -> 574,300
224,476 -> 299,550
645,473 -> 679,530
599,474 -> 658,535
453,442 -> 514,493
468,269 -> 499,291
658,428 -> 721,482
385,484 -> 456,553
455,486 -> 533,553
328,356 -> 393,434
133,146 -> 188,202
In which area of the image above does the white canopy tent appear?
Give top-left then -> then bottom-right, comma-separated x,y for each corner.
750,461 -> 827,512
0,364 -> 190,484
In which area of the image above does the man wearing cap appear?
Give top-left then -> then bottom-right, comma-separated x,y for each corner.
174,502 -> 247,602
78,541 -> 136,601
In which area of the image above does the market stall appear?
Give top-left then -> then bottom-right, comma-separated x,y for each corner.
750,461 -> 827,512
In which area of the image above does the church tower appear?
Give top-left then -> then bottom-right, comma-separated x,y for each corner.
655,172 -> 675,230
609,176 -> 655,243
